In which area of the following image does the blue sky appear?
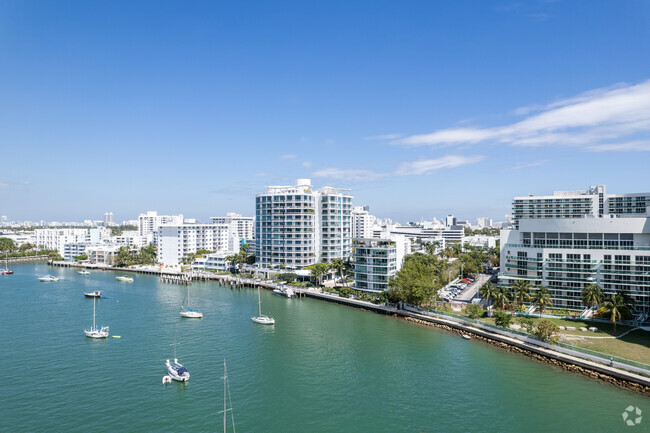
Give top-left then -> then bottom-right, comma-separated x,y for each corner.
1,0 -> 649,223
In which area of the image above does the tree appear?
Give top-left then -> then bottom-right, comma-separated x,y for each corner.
466,304 -> 484,319
582,284 -> 604,322
0,238 -> 16,253
388,259 -> 438,306
479,282 -> 497,308
73,253 -> 88,262
278,272 -> 298,283
493,286 -> 511,310
305,263 -> 329,287
532,286 -> 552,317
517,316 -> 535,333
602,293 -> 632,333
512,280 -> 532,310
494,311 -> 512,328
329,258 -> 346,285
535,319 -> 559,343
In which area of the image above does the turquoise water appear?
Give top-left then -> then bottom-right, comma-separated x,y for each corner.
0,263 -> 648,432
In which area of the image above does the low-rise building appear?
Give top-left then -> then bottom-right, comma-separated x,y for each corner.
352,238 -> 398,292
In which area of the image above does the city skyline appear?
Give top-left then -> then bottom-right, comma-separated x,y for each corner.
1,1 -> 649,222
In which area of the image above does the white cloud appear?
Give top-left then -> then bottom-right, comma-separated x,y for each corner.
302,161 -> 313,169
312,154 -> 485,181
511,160 -> 549,170
363,133 -> 403,141
394,155 -> 485,176
311,168 -> 386,182
584,140 -> 650,152
280,154 -> 297,160
394,80 -> 650,152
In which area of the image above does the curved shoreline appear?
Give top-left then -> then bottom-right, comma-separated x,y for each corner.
401,315 -> 650,396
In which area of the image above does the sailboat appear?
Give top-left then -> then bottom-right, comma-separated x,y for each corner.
219,359 -> 236,433
0,253 -> 13,275
251,287 -> 275,325
84,297 -> 109,338
180,286 -> 203,318
165,330 -> 190,382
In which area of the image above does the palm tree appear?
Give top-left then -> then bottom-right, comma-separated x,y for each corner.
581,284 -> 603,322
493,286 -> 511,310
512,280 -> 532,311
602,292 -> 633,333
329,258 -> 345,283
479,282 -> 497,309
532,286 -> 552,317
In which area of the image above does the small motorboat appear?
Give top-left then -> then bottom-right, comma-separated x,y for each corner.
84,290 -> 102,298
162,375 -> 172,384
273,287 -> 297,298
166,359 -> 190,382
116,275 -> 134,282
79,270 -> 91,275
39,275 -> 59,282
462,334 -> 472,340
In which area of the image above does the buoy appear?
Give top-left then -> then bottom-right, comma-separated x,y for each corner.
162,375 -> 172,384
112,335 -> 121,339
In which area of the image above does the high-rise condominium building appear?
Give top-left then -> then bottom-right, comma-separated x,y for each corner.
351,206 -> 375,239
138,211 -> 184,239
255,179 -> 353,269
352,238 -> 397,292
210,213 -> 254,242
500,185 -> 650,314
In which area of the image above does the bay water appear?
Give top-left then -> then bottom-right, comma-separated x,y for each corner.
0,263 -> 648,432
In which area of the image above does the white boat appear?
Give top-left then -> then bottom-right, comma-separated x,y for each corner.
462,334 -> 471,340
273,287 -> 296,298
1,254 -> 13,275
79,270 -> 91,275
166,332 -> 189,381
84,297 -> 109,338
219,359 -> 236,433
39,275 -> 58,282
251,287 -> 275,325
84,290 -> 102,298
166,359 -> 190,382
180,286 -> 203,318
116,275 -> 134,282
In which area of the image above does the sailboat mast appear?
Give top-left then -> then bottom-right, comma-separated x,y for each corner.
92,297 -> 96,331
258,287 -> 262,316
223,359 -> 227,433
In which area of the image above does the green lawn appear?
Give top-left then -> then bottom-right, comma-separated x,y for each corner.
458,312 -> 650,365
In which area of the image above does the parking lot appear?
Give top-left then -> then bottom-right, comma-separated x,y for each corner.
440,273 -> 493,302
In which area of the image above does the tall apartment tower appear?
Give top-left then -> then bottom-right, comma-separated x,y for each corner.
500,185 -> 650,314
138,211 -> 184,238
103,212 -> 114,227
351,206 -> 375,239
210,213 -> 254,242
255,179 -> 353,269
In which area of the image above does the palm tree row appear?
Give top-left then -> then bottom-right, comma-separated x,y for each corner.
480,281 -> 635,330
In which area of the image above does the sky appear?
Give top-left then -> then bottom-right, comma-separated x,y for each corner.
1,0 -> 649,224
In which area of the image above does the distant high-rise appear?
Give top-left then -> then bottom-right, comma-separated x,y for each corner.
210,213 -> 254,242
138,211 -> 184,240
255,179 -> 353,269
103,212 -> 115,227
351,206 -> 375,239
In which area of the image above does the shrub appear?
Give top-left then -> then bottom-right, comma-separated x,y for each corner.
517,317 -> 535,333
535,319 -> 560,343
466,304 -> 484,319
494,311 -> 512,328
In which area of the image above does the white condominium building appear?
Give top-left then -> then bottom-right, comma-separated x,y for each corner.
352,238 -> 398,292
501,185 -> 650,313
351,206 -> 375,239
138,211 -> 184,237
157,223 -> 237,267
35,228 -> 89,251
210,213 -> 254,241
255,179 -> 353,269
